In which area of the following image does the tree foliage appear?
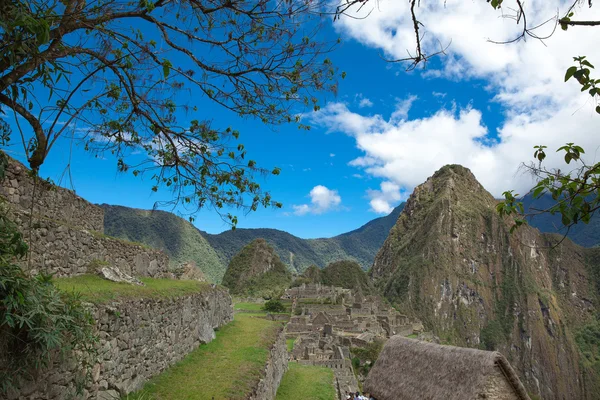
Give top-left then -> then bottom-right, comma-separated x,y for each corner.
263,298 -> 286,313
498,56 -> 600,235
0,0 -> 340,225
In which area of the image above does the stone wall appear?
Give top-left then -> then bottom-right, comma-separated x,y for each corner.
248,327 -> 288,400
5,287 -> 234,400
0,156 -> 104,232
11,210 -> 171,278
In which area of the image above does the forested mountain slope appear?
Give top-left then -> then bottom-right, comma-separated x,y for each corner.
102,203 -> 404,282
371,165 -> 600,399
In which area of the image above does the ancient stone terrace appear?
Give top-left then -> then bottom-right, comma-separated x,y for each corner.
284,284 -> 425,399
285,284 -> 420,339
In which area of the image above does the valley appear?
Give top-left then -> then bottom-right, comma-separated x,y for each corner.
2,153 -> 600,400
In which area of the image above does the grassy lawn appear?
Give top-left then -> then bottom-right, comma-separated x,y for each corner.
286,338 -> 295,352
234,302 -> 264,312
128,313 -> 281,399
54,274 -> 213,304
275,363 -> 335,400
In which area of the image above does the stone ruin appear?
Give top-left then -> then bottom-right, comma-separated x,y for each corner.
283,284 -> 425,399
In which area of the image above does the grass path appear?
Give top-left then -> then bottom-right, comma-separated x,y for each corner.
275,363 -> 336,400
128,313 -> 281,399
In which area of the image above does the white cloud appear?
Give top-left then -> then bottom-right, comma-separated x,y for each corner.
293,185 -> 342,215
367,181 -> 406,214
309,101 -> 599,198
310,0 -> 600,199
330,153 -> 336,157
390,95 -> 418,122
359,98 -> 374,108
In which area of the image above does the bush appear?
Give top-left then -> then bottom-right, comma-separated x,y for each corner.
263,299 -> 286,313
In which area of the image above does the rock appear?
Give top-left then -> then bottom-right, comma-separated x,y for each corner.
417,332 -> 440,343
97,389 -> 120,400
175,261 -> 207,282
148,260 -> 159,277
97,266 -> 144,286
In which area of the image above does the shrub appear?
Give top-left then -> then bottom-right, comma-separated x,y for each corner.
0,160 -> 96,393
263,299 -> 286,313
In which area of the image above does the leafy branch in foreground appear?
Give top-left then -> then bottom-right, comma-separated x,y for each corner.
0,0 -> 340,226
498,56 -> 600,234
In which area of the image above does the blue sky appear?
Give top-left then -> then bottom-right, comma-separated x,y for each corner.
2,0 -> 599,238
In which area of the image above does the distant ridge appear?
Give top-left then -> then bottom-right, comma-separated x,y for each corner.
200,203 -> 405,273
102,203 -> 404,282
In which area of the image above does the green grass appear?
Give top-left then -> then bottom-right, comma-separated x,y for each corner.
406,334 -> 418,339
234,302 -> 264,312
286,338 -> 295,352
54,274 -> 213,304
275,363 -> 335,400
128,313 -> 281,399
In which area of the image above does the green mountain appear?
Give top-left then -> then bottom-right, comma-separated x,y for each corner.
371,164 -> 600,399
201,203 -> 405,273
101,205 -> 226,283
320,260 -> 373,293
222,238 -> 292,298
102,203 -> 404,283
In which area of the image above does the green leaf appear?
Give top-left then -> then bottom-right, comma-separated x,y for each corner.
162,59 -> 172,79
582,60 -> 595,69
533,186 -> 545,198
596,105 -> 600,114
565,66 -> 577,82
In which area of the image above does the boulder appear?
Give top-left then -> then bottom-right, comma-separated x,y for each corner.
98,266 -> 144,286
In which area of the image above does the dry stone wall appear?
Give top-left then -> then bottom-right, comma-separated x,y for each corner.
4,287 -> 233,400
10,210 -> 171,278
1,154 -> 170,278
248,327 -> 288,400
0,157 -> 104,232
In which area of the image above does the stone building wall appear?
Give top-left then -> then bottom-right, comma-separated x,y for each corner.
248,327 -> 288,400
0,156 -> 104,232
11,210 -> 171,278
4,287 -> 234,400
482,367 -> 522,400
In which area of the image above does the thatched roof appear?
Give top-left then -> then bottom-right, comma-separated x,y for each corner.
363,336 -> 530,400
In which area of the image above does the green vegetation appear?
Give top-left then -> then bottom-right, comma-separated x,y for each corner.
350,339 -> 385,377
222,239 -> 292,298
576,319 -> 600,373
321,260 -> 373,293
286,338 -> 296,352
129,313 -> 281,400
264,299 -> 286,313
234,302 -> 265,312
202,204 -> 404,273
275,363 -> 335,400
0,186 -> 95,392
54,275 -> 213,304
103,205 -> 226,283
103,203 -> 405,281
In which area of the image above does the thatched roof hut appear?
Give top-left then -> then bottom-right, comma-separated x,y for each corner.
363,336 -> 530,400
